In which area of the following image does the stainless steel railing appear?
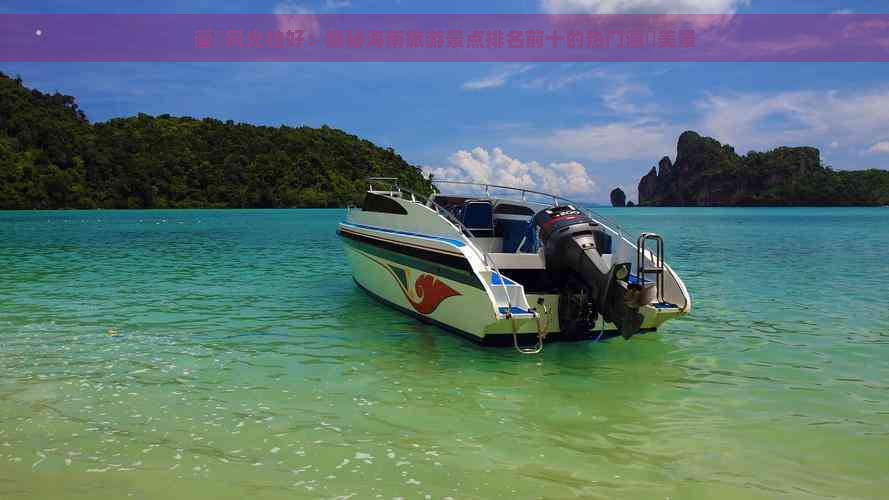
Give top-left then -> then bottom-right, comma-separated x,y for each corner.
429,180 -> 630,239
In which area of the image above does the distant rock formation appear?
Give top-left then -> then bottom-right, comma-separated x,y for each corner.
626,201 -> 636,207
637,131 -> 889,206
638,166 -> 657,204
610,187 -> 626,207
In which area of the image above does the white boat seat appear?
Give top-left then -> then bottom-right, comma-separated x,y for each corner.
488,252 -> 546,269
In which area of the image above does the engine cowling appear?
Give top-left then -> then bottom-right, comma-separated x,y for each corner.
533,206 -> 644,339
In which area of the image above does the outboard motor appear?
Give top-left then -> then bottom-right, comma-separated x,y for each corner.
533,206 -> 644,339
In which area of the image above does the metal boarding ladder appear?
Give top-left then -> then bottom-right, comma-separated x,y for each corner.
488,257 -> 547,355
489,272 -> 534,318
636,232 -> 665,304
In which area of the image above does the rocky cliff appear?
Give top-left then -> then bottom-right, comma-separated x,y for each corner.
610,187 -> 626,207
637,131 -> 889,206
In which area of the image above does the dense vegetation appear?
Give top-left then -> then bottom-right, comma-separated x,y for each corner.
638,131 -> 889,206
0,72 -> 431,209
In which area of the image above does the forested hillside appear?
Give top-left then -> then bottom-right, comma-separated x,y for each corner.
638,131 -> 889,206
0,72 -> 430,209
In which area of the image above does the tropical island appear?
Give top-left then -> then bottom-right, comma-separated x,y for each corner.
0,72 -> 430,209
632,131 -> 889,206
5,71 -> 888,210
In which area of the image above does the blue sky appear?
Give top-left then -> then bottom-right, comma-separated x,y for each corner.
4,0 -> 889,202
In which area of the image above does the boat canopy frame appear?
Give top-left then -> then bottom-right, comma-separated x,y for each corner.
363,177 -> 629,240
362,177 -> 481,245
430,179 -> 630,239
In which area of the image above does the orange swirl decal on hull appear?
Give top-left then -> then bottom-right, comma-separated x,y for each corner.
407,274 -> 461,314
356,250 -> 461,314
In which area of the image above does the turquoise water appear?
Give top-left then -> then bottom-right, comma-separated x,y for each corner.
0,208 -> 887,499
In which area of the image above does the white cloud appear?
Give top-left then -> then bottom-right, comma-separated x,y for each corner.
831,9 -> 854,15
423,147 -> 597,197
601,82 -> 655,114
539,0 -> 747,14
696,89 -> 889,154
522,67 -> 608,91
325,0 -> 352,9
510,86 -> 889,169
515,119 -> 674,162
486,122 -> 529,131
865,141 -> 889,155
274,2 -> 312,15
274,2 -> 320,36
518,66 -> 661,116
494,65 -> 659,119
462,65 -> 535,91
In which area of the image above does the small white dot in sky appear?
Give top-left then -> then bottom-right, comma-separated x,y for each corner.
35,29 -> 42,36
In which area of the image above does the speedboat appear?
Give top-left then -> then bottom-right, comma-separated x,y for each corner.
338,178 -> 691,353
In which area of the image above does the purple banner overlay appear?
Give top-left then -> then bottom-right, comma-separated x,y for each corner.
3,14 -> 889,62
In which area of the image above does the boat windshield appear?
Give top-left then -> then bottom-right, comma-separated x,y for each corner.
430,180 -> 628,238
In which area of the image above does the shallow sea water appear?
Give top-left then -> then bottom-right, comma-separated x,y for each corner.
0,208 -> 887,499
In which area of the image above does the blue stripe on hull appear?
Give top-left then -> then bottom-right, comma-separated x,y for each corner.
498,306 -> 533,315
491,273 -> 516,285
340,222 -> 466,248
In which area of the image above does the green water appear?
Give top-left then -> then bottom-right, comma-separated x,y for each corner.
0,208 -> 887,499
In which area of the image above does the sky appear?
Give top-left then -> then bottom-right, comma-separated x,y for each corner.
4,0 -> 889,203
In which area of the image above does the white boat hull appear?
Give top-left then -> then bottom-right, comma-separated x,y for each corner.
345,244 -> 499,340
339,185 -> 691,348
341,222 -> 632,344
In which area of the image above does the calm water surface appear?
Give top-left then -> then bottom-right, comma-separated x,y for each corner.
0,208 -> 887,499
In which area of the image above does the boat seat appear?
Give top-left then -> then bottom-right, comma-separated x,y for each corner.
494,217 -> 540,253
462,200 -> 494,237
519,221 -> 538,253
497,219 -> 527,252
488,252 -> 546,269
